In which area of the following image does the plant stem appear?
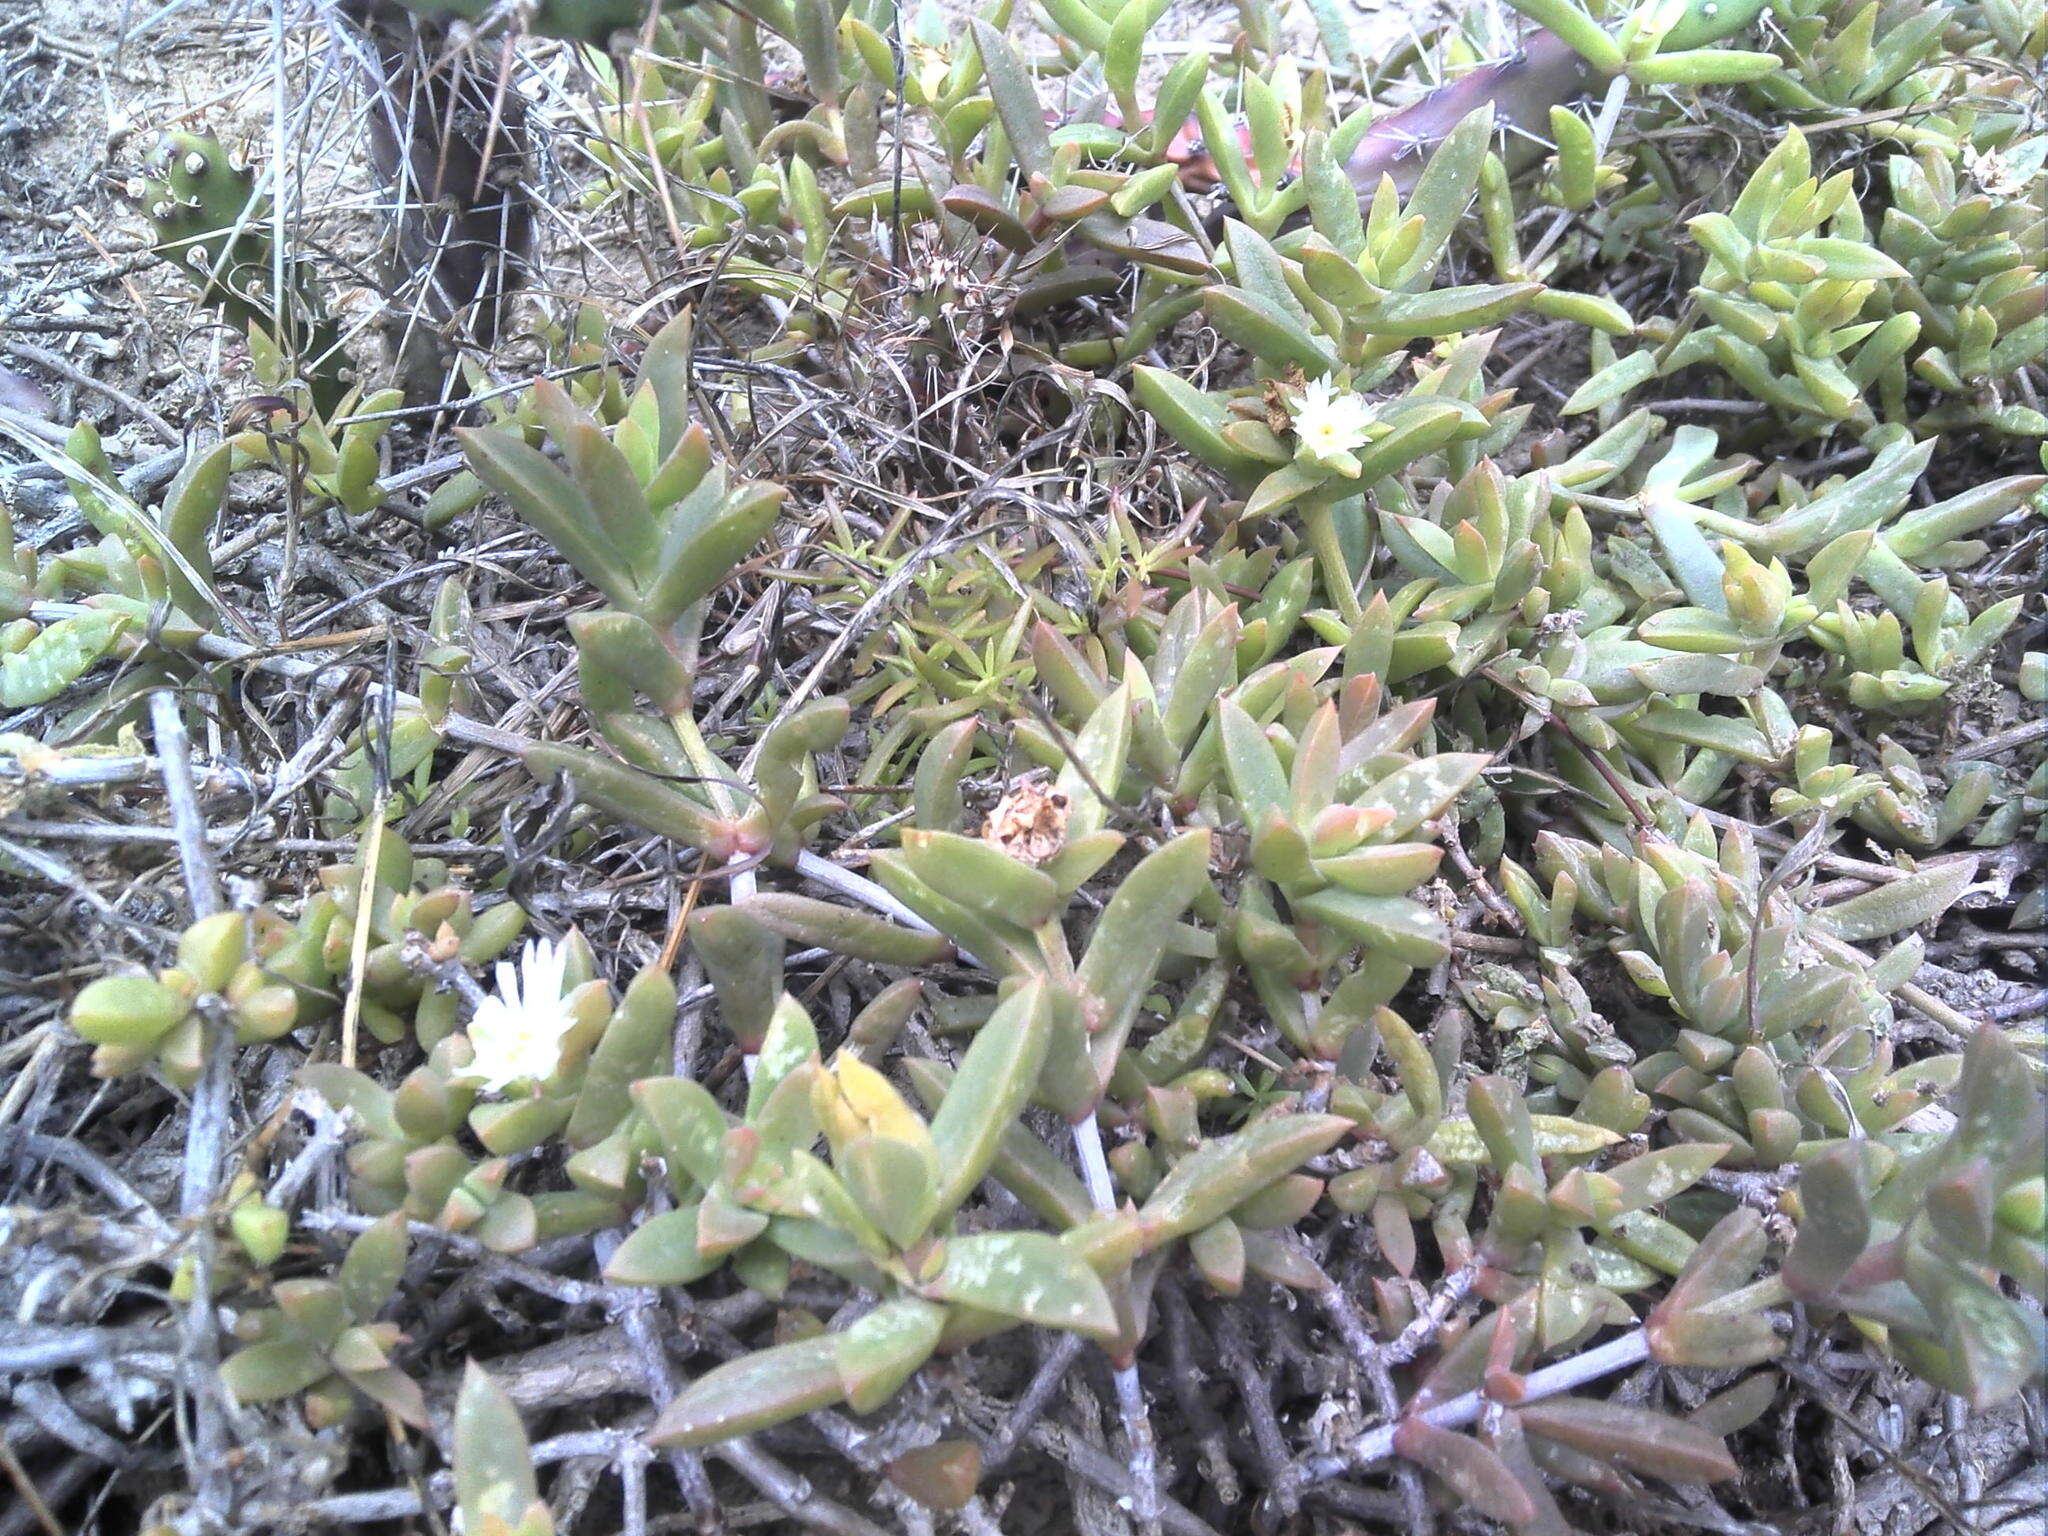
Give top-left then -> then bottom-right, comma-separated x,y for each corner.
1070,1113 -> 1162,1535
1303,497 -> 1364,626
1298,1325 -> 1654,1485
149,690 -> 221,921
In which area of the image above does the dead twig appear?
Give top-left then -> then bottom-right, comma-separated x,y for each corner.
149,688 -> 234,1519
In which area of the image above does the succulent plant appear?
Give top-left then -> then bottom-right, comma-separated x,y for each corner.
609,981 -> 1355,1443
138,132 -> 348,409
66,834 -> 526,1079
70,908 -> 332,1085
447,314 -> 861,868
218,1215 -> 426,1430
289,934 -> 679,1252
226,369 -> 406,520
17,0 -> 2045,1528
1785,1024 -> 2047,1406
320,577 -> 476,833
14,421 -> 233,704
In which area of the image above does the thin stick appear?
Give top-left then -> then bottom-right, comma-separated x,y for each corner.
1158,1281 -> 1240,1507
339,798 -> 390,1070
0,1442 -> 64,1536
658,854 -> 712,973
1299,1326 -> 1654,1485
0,1032 -> 58,1130
591,1227 -> 722,1532
153,689 -> 233,1228
150,688 -> 234,1517
0,339 -> 181,444
1070,1115 -> 1161,1536
711,1438 -> 897,1536
0,750 -> 263,792
0,1129 -> 176,1240
148,691 -> 221,921
1214,1300 -> 1297,1515
982,1332 -> 1087,1471
618,1433 -> 649,1536
1950,716 -> 2048,761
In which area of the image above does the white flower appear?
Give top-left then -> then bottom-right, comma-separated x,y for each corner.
460,938 -> 575,1094
1291,379 -> 1373,458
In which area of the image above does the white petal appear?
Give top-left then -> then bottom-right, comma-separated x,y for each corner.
526,937 -> 569,999
470,994 -> 514,1034
458,935 -> 580,1096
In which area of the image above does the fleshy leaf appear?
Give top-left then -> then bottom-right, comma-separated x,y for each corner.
1518,1397 -> 1740,1483
927,1231 -> 1117,1339
834,1299 -> 946,1413
646,1334 -> 847,1448
453,1363 -> 544,1532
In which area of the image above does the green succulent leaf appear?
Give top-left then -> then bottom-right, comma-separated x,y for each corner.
1138,1113 -> 1354,1245
458,427 -> 633,606
836,1301 -> 947,1415
453,1363 -> 545,1533
927,1231 -> 1117,1339
901,830 -> 1062,931
219,1339 -> 332,1405
928,980 -> 1054,1216
1819,857 -> 1974,941
1426,1114 -> 1623,1165
1,610 -> 128,707
646,1333 -> 847,1448
1076,830 -> 1215,1078
604,1205 -> 725,1286
1293,888 -> 1450,967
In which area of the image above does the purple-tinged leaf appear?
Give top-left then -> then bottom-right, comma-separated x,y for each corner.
1519,1396 -> 1740,1484
1393,1417 -> 1538,1525
887,1440 -> 983,1511
1658,1207 -> 1766,1316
